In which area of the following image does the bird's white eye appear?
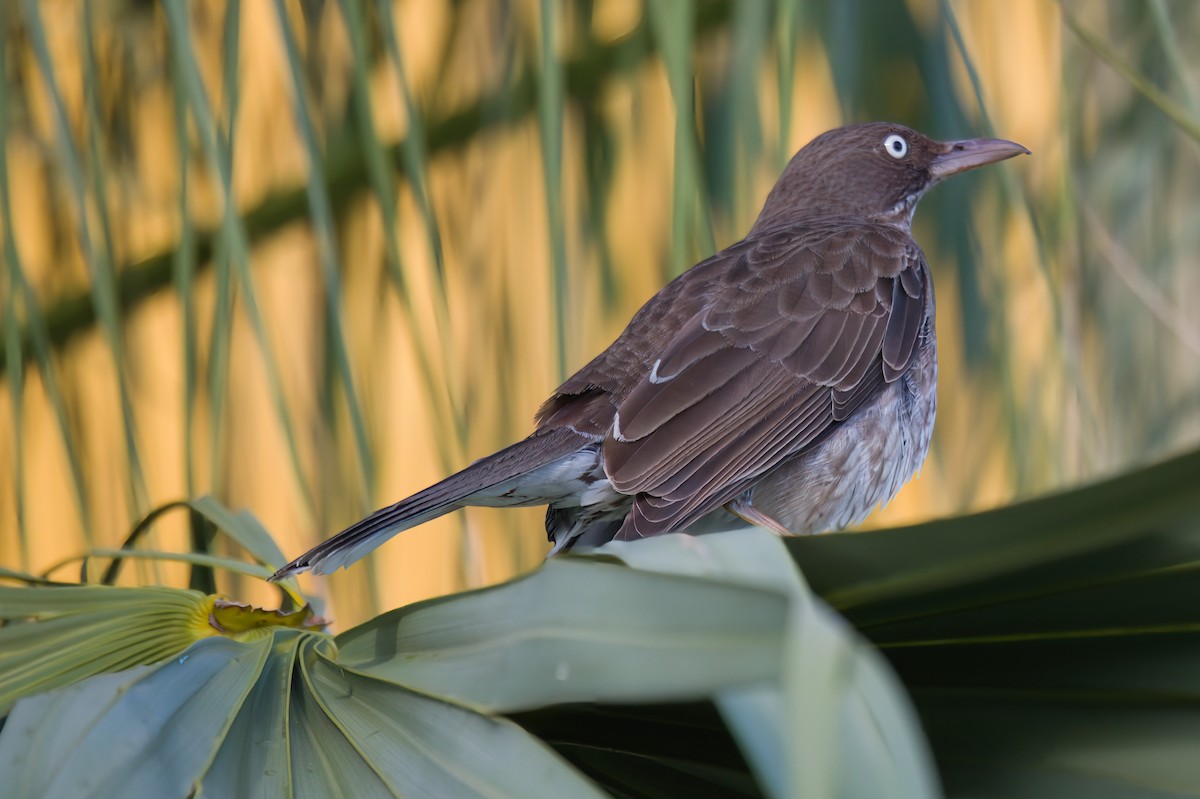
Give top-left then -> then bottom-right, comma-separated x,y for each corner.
883,134 -> 908,159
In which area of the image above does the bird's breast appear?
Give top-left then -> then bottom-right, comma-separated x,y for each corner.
744,313 -> 937,534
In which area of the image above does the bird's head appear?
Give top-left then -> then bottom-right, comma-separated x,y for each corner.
752,122 -> 1029,232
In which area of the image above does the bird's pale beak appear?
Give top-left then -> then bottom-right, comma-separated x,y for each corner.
929,137 -> 1030,180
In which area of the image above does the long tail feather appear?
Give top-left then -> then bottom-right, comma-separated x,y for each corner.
270,428 -> 591,579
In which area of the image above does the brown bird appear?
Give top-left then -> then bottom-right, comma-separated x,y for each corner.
273,122 -> 1027,580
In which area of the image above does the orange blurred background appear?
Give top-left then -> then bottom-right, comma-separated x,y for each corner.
2,0 -> 1198,629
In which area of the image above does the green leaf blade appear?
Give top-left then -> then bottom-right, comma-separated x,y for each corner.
335,558 -> 789,713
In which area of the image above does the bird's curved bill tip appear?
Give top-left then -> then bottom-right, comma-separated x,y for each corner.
930,137 -> 1030,179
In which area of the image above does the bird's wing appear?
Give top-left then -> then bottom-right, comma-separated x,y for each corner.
602,224 -> 929,539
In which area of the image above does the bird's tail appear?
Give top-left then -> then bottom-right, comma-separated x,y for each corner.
270,427 -> 591,579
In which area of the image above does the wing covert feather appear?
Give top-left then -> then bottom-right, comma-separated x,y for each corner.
601,223 -> 930,539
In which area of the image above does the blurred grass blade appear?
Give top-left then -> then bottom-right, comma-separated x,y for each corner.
162,0 -> 316,521
166,15 -> 209,590
720,0 -> 767,224
351,0 -> 479,588
271,0 -> 375,512
90,548 -> 276,582
0,566 -> 66,586
188,495 -> 292,570
373,0 -> 464,447
3,2 -> 106,540
940,0 -> 1066,489
774,0 -> 802,168
3,3 -> 739,379
939,0 -> 1057,303
1,201 -> 26,570
538,0 -> 570,380
375,0 -> 450,293
1149,0 -> 1198,114
1060,2 -> 1200,145
79,2 -> 150,525
575,83 -> 621,310
649,1 -> 712,277
0,0 -> 25,563
1082,199 -> 1200,356
22,0 -> 150,521
339,0 -> 459,463
203,0 -> 240,508
0,180 -> 91,548
100,497 -> 302,604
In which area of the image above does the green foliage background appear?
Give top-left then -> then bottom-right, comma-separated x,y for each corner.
2,2 -> 1200,795
2,0 -> 1197,620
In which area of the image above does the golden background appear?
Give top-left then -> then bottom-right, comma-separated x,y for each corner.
2,0 -> 1197,629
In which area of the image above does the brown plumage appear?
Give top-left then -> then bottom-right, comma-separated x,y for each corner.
273,122 -> 1028,579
